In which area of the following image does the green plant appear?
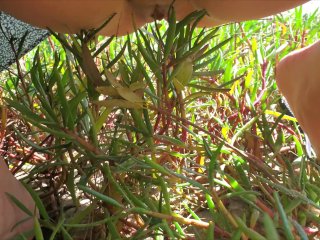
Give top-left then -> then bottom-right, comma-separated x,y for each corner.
1,7 -> 320,239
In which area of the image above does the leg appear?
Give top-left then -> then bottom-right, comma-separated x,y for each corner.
0,159 -> 35,239
276,40 -> 320,155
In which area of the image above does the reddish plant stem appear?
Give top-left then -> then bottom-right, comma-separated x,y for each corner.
12,134 -> 53,174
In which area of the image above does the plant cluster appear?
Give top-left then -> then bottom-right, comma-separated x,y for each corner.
1,7 -> 320,240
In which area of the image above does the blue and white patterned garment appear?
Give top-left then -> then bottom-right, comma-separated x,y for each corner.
0,12 -> 49,72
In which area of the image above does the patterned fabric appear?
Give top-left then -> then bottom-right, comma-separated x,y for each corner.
0,12 -> 49,72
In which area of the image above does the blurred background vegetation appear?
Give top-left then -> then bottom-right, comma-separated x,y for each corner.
0,5 -> 320,240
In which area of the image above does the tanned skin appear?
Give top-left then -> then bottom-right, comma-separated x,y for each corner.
0,0 -> 311,238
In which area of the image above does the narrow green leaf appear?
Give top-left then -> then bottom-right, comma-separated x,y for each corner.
78,185 -> 124,209
85,13 -> 116,41
263,214 -> 279,240
204,140 -> 223,187
206,222 -> 215,240
176,10 -> 206,33
49,218 -> 65,240
56,71 -> 74,129
163,6 -> 176,61
65,168 -> 78,207
106,41 -> 128,68
284,198 -> 302,214
21,182 -> 50,221
66,204 -> 95,229
93,36 -> 114,57
34,217 -> 44,240
274,192 -> 294,240
5,192 -> 33,216
107,220 -> 122,239
159,177 -> 171,214
235,216 -> 267,240
292,220 -> 308,240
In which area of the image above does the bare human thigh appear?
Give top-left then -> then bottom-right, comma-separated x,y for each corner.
0,159 -> 35,239
0,0 -> 308,36
0,0 -> 315,238
277,40 -> 320,156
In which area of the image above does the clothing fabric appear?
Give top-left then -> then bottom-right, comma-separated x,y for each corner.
0,12 -> 49,72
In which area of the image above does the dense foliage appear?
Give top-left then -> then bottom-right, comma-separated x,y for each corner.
1,7 -> 320,240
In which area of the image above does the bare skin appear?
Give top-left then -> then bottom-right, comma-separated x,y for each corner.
0,0 -> 308,36
0,160 -> 35,239
277,40 -> 320,155
0,0 -> 311,238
